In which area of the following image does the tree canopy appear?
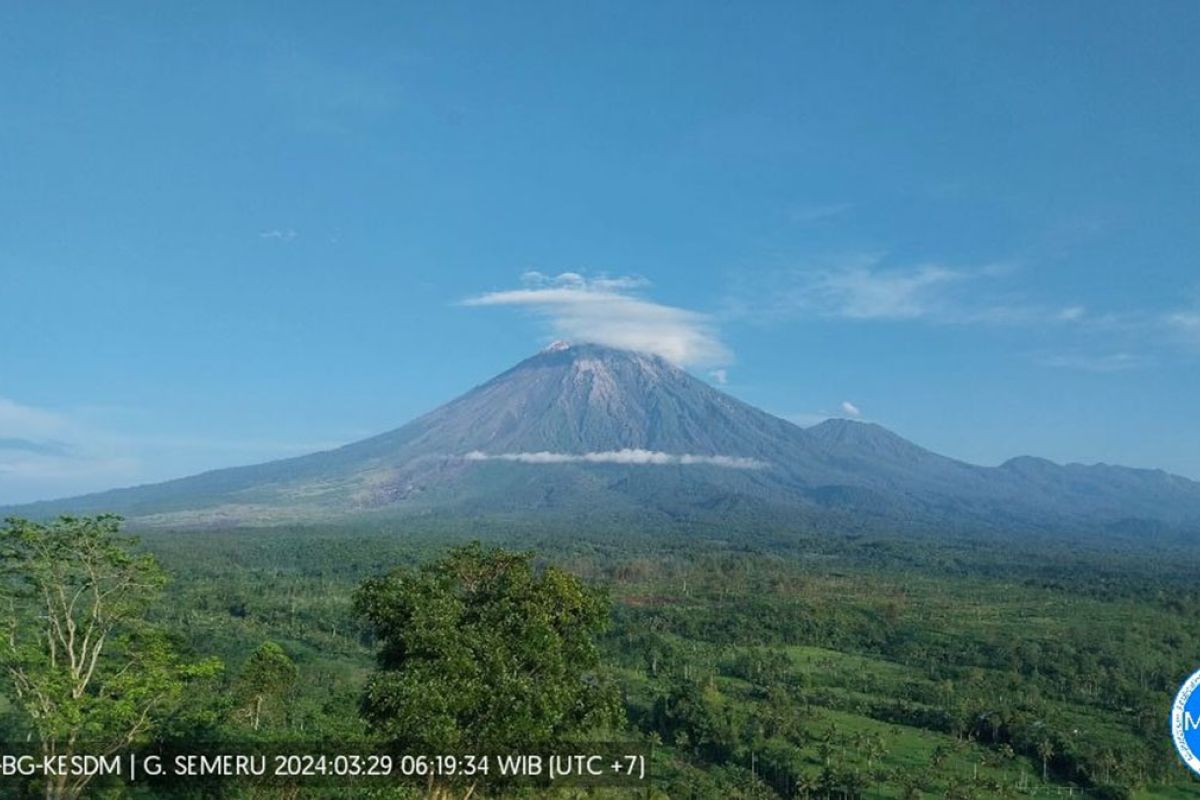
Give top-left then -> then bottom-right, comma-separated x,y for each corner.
0,515 -> 221,800
353,542 -> 620,758
234,640 -> 298,732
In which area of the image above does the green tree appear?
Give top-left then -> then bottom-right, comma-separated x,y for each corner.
0,515 -> 221,800
354,542 -> 620,798
1037,737 -> 1054,782
865,733 -> 887,768
234,641 -> 298,732
795,771 -> 820,799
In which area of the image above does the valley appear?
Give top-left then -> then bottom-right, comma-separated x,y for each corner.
5,345 -> 1199,798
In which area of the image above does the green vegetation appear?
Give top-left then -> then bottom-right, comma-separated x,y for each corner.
355,543 -> 621,798
0,516 -> 221,800
232,641 -> 297,732
2,515 -> 1200,798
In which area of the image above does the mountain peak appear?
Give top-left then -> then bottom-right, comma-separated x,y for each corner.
808,417 -> 873,432
806,417 -> 947,468
8,346 -> 1200,533
517,341 -> 683,375
462,341 -> 763,458
807,417 -> 895,441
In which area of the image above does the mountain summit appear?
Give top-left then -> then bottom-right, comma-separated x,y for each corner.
8,343 -> 1200,534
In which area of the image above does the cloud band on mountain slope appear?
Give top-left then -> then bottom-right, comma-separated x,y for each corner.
462,272 -> 730,367
462,449 -> 767,469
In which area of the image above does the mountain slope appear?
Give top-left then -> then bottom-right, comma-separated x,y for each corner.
7,344 -> 823,523
7,343 -> 1200,533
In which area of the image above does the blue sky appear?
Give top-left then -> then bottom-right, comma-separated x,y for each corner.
2,1 -> 1198,503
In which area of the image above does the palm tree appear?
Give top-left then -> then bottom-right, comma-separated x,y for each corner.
1037,738 -> 1054,782
819,739 -> 836,767
819,724 -> 838,766
1097,749 -> 1118,784
866,734 -> 888,769
795,772 -> 819,799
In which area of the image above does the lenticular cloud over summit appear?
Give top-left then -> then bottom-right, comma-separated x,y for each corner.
462,272 -> 730,367
462,449 -> 767,469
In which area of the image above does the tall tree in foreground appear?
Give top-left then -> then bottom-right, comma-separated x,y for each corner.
0,515 -> 221,800
354,542 -> 621,800
234,640 -> 298,732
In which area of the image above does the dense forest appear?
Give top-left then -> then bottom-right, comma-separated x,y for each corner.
3,514 -> 1200,799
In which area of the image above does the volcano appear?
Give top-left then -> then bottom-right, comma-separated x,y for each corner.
8,342 -> 1200,534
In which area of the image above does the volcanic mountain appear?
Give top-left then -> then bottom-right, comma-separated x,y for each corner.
9,342 -> 1200,534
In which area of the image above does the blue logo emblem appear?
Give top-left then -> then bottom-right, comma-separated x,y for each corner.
1173,669 -> 1200,775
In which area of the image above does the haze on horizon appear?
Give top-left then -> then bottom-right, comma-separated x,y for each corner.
2,2 -> 1198,504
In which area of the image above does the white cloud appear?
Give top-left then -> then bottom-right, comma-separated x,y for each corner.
0,396 -> 69,439
708,369 -> 728,385
1167,310 -> 1200,342
464,272 -> 730,367
742,257 -> 1090,328
259,229 -> 297,242
462,449 -> 766,469
0,397 -> 140,502
795,262 -> 968,320
1057,306 -> 1087,321
840,401 -> 862,417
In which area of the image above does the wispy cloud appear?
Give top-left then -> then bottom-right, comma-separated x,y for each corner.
840,401 -> 862,417
1166,310 -> 1200,344
811,263 -> 959,319
1034,352 -> 1145,372
0,397 -> 139,499
735,257 -> 1088,328
462,449 -> 766,469
736,256 -> 1200,373
708,369 -> 728,385
0,437 -> 72,457
259,229 -> 297,242
0,396 -> 353,505
788,202 -> 853,225
0,396 -> 68,438
463,272 -> 730,367
1057,306 -> 1087,322
1032,303 -> 1200,366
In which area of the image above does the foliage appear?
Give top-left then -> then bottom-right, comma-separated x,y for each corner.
353,542 -> 621,759
0,515 -> 221,799
2,516 -> 1195,798
233,640 -> 298,732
